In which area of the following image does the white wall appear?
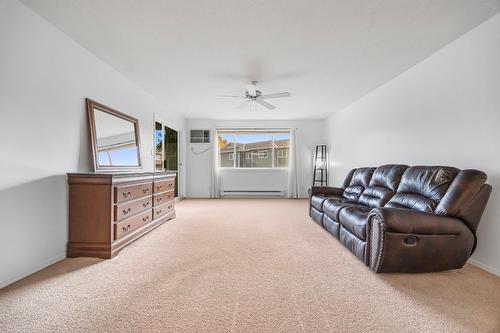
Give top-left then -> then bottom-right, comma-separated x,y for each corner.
0,0 -> 186,288
187,119 -> 324,198
324,13 -> 500,275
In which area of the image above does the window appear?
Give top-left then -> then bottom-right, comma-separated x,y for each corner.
217,130 -> 290,168
218,133 -> 234,168
155,122 -> 164,171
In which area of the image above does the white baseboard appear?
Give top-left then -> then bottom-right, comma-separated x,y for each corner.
469,259 -> 500,277
0,252 -> 66,289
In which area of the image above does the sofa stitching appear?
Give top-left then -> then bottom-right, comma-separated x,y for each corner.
369,216 -> 377,269
371,215 -> 385,272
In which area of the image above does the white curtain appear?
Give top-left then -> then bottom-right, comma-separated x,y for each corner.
210,129 -> 220,198
287,128 -> 299,198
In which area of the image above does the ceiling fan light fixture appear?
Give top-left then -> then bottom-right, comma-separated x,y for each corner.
216,82 -> 290,111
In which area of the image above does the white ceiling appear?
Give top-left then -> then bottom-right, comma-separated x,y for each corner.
21,0 -> 500,120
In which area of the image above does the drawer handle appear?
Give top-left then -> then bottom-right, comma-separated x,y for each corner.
142,216 -> 150,222
143,202 -> 150,207
122,224 -> 131,232
168,205 -> 172,209
143,188 -> 150,193
168,183 -> 173,188
156,210 -> 162,214
157,197 -> 163,202
122,191 -> 131,198
156,186 -> 162,191
122,208 -> 131,214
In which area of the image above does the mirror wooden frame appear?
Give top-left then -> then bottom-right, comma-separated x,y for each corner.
86,98 -> 142,172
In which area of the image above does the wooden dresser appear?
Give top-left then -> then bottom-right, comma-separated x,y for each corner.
67,172 -> 176,258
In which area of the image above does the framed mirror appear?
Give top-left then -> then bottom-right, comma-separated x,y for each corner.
86,98 -> 142,172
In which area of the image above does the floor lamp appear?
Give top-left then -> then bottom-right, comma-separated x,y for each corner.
313,145 -> 328,187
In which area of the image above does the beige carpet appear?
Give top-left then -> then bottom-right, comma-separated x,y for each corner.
1,199 -> 500,332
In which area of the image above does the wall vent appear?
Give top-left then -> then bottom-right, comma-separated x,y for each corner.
190,130 -> 210,143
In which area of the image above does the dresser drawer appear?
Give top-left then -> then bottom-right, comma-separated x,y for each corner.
114,196 -> 152,221
114,182 -> 153,203
154,179 -> 175,193
153,201 -> 175,219
153,190 -> 175,206
114,210 -> 152,240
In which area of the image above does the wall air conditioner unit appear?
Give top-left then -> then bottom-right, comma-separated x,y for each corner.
220,190 -> 285,198
190,130 -> 210,143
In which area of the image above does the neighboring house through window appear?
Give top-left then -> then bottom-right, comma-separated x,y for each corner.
258,150 -> 268,158
277,150 -> 287,158
217,130 -> 290,168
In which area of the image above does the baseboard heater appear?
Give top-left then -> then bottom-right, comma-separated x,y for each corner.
220,190 -> 285,197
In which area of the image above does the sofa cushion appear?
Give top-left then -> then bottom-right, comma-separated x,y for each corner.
311,193 -> 342,212
339,226 -> 366,263
322,214 -> 340,238
358,164 -> 408,208
323,198 -> 358,221
339,206 -> 371,241
310,206 -> 323,225
386,166 -> 459,213
342,167 -> 376,201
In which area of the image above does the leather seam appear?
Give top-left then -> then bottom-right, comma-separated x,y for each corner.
372,216 -> 385,272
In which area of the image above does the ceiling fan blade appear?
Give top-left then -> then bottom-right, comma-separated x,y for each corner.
235,100 -> 249,110
260,92 -> 291,99
216,95 -> 244,98
246,84 -> 257,97
256,99 -> 276,110
250,101 -> 257,112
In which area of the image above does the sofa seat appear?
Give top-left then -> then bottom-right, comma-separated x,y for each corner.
339,206 -> 372,241
339,226 -> 366,262
322,214 -> 340,238
323,198 -> 358,222
311,193 -> 342,212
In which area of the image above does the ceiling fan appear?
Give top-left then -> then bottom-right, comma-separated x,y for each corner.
216,81 -> 291,110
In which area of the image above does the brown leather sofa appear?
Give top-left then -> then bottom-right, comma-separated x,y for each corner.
309,165 -> 491,273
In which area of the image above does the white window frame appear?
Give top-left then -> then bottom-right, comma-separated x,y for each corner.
228,153 -> 234,161
245,152 -> 252,160
258,150 -> 268,159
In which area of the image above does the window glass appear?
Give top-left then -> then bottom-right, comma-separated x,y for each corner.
218,133 -> 234,167
217,131 -> 289,168
273,132 -> 290,168
236,133 -> 272,168
155,122 -> 164,171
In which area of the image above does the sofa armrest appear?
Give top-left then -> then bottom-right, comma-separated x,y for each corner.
369,207 -> 470,235
367,207 -> 474,273
309,186 -> 344,198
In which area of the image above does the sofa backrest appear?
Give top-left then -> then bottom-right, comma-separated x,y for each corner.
341,168 -> 357,188
358,164 -> 408,208
342,167 -> 375,202
435,170 -> 490,232
385,166 -> 459,213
